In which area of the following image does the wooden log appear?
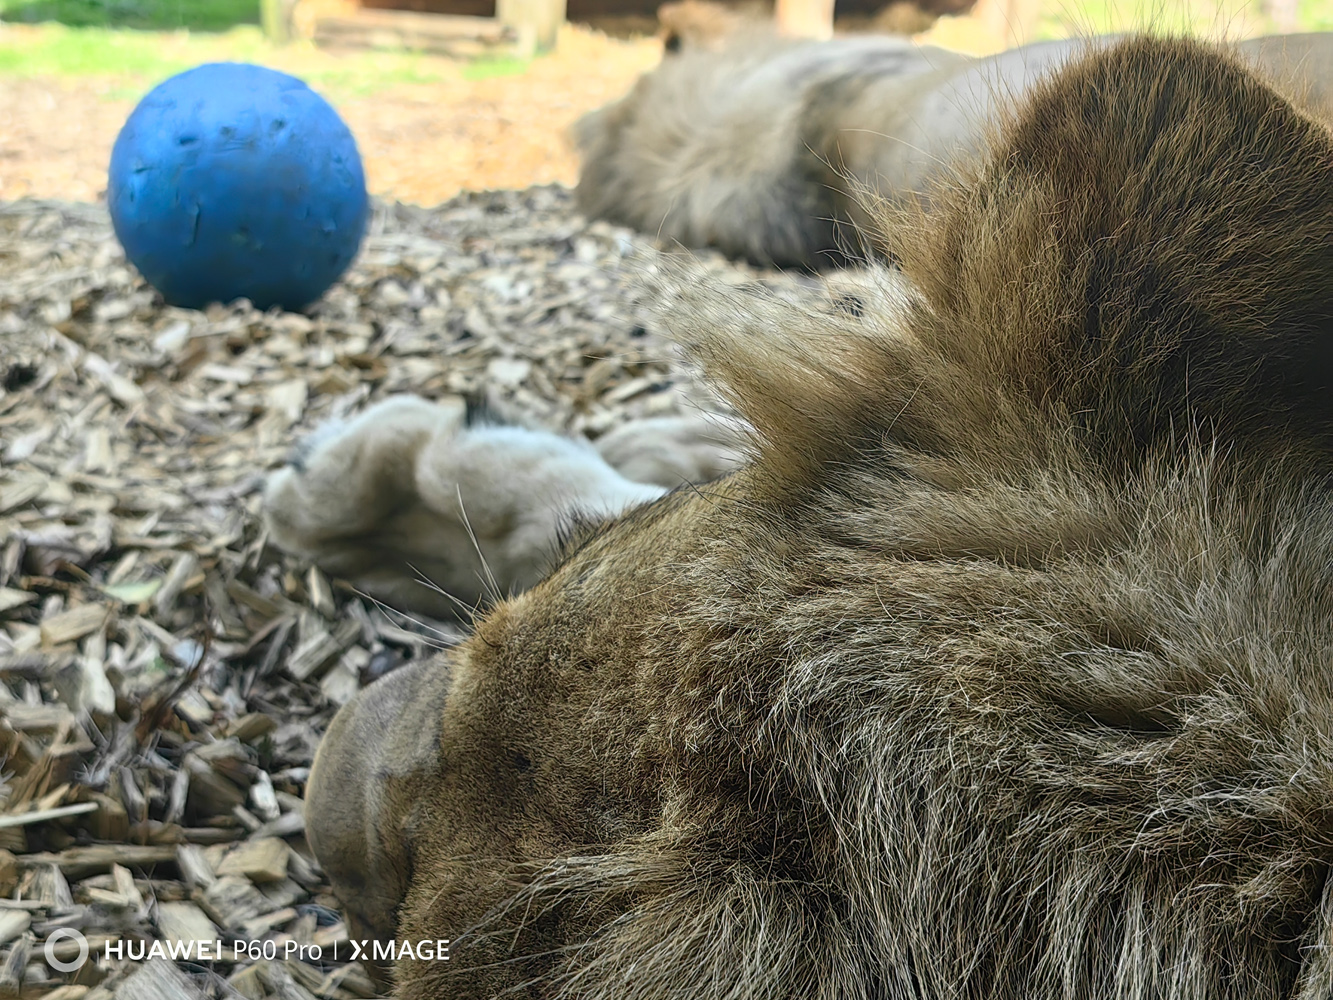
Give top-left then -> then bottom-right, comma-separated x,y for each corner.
262,0 -> 296,43
314,9 -> 514,57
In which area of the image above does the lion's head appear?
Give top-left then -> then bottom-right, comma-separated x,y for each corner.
306,36 -> 1333,999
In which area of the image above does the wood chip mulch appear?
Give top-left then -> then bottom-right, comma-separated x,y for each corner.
0,186 -> 837,999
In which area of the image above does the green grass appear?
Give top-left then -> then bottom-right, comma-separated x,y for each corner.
1300,0 -> 1333,31
461,54 -> 531,80
0,0 -> 257,31
0,23 -> 267,78
1034,0 -> 1331,39
0,22 -> 455,97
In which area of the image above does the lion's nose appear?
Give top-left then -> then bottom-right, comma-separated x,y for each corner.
306,655 -> 451,990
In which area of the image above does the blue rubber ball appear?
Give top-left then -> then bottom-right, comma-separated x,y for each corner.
108,63 -> 368,312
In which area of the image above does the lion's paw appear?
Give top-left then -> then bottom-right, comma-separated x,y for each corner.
263,395 -> 665,618
594,413 -> 750,487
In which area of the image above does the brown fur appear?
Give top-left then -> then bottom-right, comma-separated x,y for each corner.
576,31 -> 1333,268
308,37 -> 1333,999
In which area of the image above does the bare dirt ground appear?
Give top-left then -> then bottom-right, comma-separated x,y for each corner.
0,25 -> 662,205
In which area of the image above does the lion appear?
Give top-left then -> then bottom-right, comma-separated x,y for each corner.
574,30 -> 1333,267
285,35 -> 1333,999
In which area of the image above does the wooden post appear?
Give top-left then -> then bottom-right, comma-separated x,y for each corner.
261,0 -> 294,44
497,0 -> 567,55
774,0 -> 834,40
1265,0 -> 1299,33
969,0 -> 1042,48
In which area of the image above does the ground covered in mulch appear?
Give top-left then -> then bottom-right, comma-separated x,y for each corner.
0,187 -> 844,999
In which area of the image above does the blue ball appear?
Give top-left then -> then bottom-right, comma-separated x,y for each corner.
108,63 -> 368,312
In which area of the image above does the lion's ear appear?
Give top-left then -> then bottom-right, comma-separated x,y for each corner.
889,36 -> 1333,466
669,280 -> 912,490
672,276 -> 1015,493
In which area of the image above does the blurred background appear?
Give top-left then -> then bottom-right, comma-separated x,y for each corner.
2,0 -> 1331,206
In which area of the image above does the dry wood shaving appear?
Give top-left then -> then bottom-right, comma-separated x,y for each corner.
0,187 -> 844,998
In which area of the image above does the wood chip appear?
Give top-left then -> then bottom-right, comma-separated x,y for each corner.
39,603 -> 108,647
3,703 -> 76,732
239,906 -> 297,939
111,864 -> 145,911
174,845 -> 215,890
0,932 -> 31,997
0,852 -> 15,896
17,845 -> 177,879
199,875 -> 269,931
152,553 -> 199,620
37,986 -> 89,1000
284,619 -> 361,682
0,802 -> 98,830
304,566 -> 335,619
83,353 -> 145,407
249,771 -> 280,823
0,589 -> 36,615
215,838 -> 290,884
87,793 -> 129,842
113,957 -> 208,1000
0,479 -> 45,514
0,911 -> 30,948
196,363 -> 253,385
225,714 -> 277,744
0,651 -> 72,679
255,812 -> 305,840
155,901 -> 218,946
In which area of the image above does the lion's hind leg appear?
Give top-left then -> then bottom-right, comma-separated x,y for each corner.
593,412 -> 750,487
267,395 -> 463,546
263,396 -> 670,618
264,395 -> 481,618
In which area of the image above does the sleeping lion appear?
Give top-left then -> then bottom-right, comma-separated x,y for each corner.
274,34 -> 1333,1000
574,30 -> 1333,267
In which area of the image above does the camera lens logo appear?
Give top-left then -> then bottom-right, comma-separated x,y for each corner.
44,928 -> 89,973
